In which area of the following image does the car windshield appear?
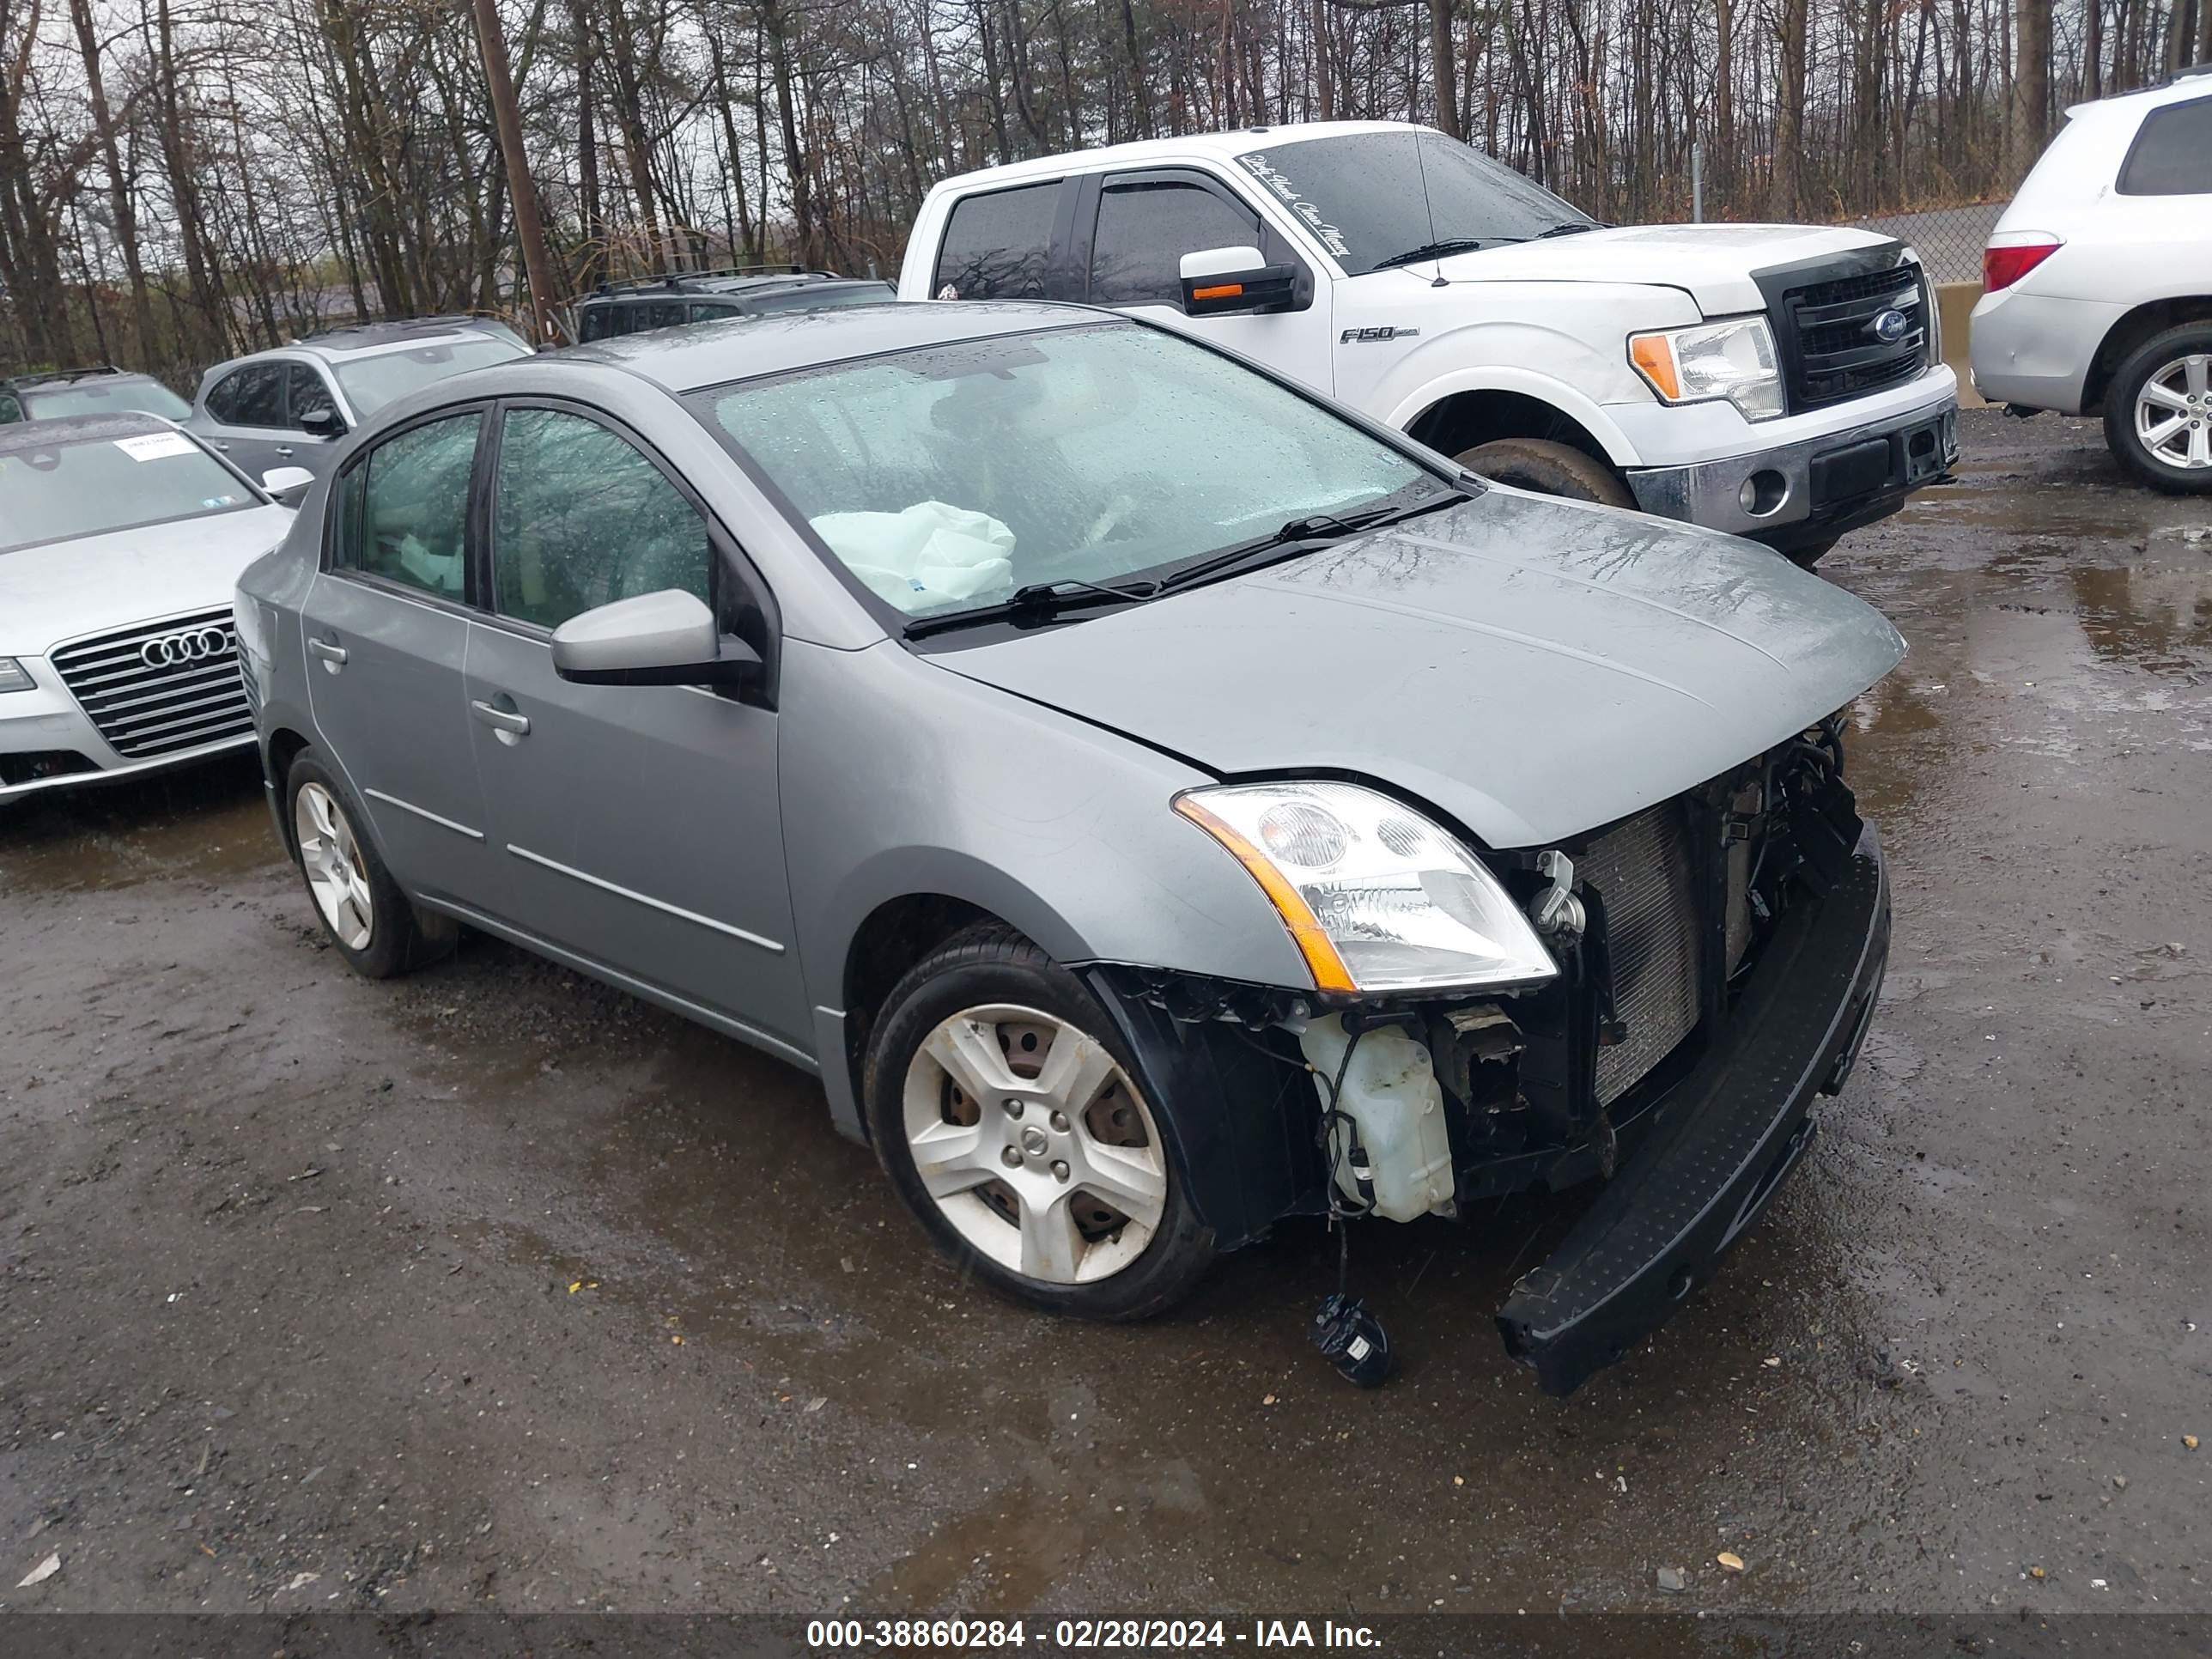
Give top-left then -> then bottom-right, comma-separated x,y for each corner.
1238,131 -> 1595,275
333,337 -> 527,417
22,380 -> 194,422
0,429 -> 257,554
690,321 -> 1432,621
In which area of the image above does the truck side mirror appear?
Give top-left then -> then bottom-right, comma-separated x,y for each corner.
1180,246 -> 1298,317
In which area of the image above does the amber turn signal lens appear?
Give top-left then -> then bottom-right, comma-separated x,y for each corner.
1192,283 -> 1244,301
1629,334 -> 1680,400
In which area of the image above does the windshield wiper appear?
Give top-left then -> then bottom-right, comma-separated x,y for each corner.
1152,485 -> 1472,595
903,575 -> 1158,640
1533,221 -> 1598,239
1372,236 -> 1494,270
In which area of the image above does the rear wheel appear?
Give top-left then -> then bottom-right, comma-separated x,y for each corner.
1453,436 -> 1637,508
2105,324 -> 2212,494
863,924 -> 1212,1319
284,750 -> 453,979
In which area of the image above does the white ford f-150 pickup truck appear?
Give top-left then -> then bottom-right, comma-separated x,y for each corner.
898,121 -> 1960,562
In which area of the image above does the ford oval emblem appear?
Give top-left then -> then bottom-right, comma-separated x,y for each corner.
1872,307 -> 1908,343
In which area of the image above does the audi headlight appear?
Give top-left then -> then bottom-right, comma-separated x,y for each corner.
1630,317 -> 1785,421
0,657 -> 33,694
1175,781 -> 1558,994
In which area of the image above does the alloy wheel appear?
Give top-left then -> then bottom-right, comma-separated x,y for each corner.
2134,353 -> 2212,471
294,781 -> 374,951
901,1003 -> 1167,1285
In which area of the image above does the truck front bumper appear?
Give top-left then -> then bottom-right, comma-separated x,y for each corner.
1498,821 -> 1889,1395
1626,391 -> 1958,555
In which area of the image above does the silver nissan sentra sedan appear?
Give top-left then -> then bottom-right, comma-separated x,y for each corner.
235,301 -> 1904,1393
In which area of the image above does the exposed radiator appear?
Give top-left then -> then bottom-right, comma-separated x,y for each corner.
1582,801 -> 1705,1105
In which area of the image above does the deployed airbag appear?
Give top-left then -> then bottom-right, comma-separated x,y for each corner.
811,501 -> 1015,612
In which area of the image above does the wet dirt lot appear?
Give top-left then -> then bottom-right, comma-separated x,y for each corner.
1,409 -> 2208,1621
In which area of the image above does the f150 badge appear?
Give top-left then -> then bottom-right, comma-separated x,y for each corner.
1340,325 -> 1419,343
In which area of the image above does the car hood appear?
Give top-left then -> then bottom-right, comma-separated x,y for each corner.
1429,222 -> 1900,314
933,491 -> 1905,849
0,506 -> 294,653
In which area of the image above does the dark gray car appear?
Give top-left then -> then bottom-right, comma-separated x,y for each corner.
234,301 -> 1903,1393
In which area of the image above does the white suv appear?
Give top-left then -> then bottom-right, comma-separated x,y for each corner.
1971,68 -> 2212,492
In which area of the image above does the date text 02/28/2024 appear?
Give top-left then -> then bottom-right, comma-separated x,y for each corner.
805,1620 -> 1384,1649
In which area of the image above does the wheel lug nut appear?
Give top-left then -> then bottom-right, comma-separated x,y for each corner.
1001,1098 -> 1024,1118
1050,1159 -> 1071,1182
1049,1110 -> 1069,1133
1000,1146 -> 1022,1169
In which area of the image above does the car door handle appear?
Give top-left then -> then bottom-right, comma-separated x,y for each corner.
471,698 -> 531,740
274,446 -> 295,458
307,635 -> 348,669
209,440 -> 231,452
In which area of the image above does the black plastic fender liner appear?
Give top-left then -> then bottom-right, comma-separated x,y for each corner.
1079,967 -> 1328,1252
1497,823 -> 1890,1397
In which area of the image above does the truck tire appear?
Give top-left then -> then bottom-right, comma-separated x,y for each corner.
1454,438 -> 1636,508
2103,324 -> 2212,495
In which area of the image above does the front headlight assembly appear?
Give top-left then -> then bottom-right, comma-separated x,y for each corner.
1629,316 -> 1786,422
1175,781 -> 1558,994
0,657 -> 35,694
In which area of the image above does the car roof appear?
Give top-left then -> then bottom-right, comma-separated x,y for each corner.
550,299 -> 1106,393
0,410 -> 180,453
205,320 -> 509,374
926,119 -> 1433,195
584,272 -> 866,301
2065,64 -> 2212,118
7,365 -> 157,391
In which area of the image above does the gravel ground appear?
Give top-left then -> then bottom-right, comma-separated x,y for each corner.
1,408 -> 2207,1626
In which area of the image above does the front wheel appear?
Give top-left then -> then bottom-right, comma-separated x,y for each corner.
863,925 -> 1213,1320
2105,325 -> 2212,494
1453,436 -> 1637,508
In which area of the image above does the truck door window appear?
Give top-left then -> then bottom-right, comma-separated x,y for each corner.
933,182 -> 1058,299
1088,179 -> 1261,307
2118,96 -> 2212,196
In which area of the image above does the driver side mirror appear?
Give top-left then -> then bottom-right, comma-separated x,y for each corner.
1180,246 -> 1299,317
550,588 -> 762,691
299,404 -> 346,440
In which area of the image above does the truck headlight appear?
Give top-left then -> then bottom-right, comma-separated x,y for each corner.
1630,317 -> 1785,422
0,657 -> 34,694
1175,781 -> 1559,994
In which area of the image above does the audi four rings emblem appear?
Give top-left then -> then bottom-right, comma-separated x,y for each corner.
140,626 -> 232,668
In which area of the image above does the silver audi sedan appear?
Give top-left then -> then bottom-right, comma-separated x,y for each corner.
236,302 -> 1904,1393
1,414 -> 303,804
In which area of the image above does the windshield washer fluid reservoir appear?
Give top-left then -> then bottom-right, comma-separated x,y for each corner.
1298,1016 -> 1457,1223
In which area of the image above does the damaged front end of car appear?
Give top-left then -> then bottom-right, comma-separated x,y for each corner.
1084,715 -> 1889,1396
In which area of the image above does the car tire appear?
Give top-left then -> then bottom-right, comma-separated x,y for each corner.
1453,437 -> 1638,508
283,750 -> 453,979
2103,324 -> 2212,495
863,923 -> 1214,1320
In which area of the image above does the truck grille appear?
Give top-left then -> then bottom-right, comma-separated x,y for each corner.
52,608 -> 252,761
1771,259 -> 1929,412
1582,801 -> 1705,1105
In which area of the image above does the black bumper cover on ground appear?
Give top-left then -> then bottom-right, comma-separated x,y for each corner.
1496,822 -> 1890,1396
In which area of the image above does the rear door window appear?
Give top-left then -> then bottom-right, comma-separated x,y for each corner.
2118,96 -> 2212,195
1088,175 -> 1263,306
335,412 -> 483,600
212,364 -> 285,428
933,182 -> 1059,300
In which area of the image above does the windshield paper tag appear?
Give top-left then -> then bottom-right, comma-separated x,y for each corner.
113,432 -> 197,462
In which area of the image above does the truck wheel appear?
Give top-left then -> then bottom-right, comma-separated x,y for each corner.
862,923 -> 1214,1321
2104,324 -> 2212,494
1454,438 -> 1636,508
